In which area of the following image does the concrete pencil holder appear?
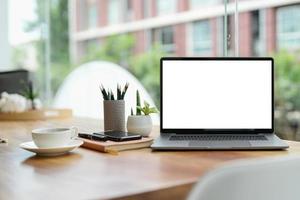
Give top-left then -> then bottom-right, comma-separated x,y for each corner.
103,100 -> 125,131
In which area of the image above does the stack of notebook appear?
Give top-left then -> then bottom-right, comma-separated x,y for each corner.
80,137 -> 153,154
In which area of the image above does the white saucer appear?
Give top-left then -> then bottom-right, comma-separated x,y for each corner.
20,139 -> 83,156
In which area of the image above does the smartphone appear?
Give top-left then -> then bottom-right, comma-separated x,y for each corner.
78,133 -> 108,141
93,131 -> 142,142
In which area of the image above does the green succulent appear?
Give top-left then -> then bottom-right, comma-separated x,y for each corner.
137,101 -> 158,115
136,90 -> 141,115
21,81 -> 39,110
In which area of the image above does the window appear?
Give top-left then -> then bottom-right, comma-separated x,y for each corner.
190,0 -> 220,8
157,0 -> 177,16
277,5 -> 300,50
153,26 -> 175,53
108,0 -> 133,24
192,21 -> 212,55
108,0 -> 120,24
3,0 -> 300,139
87,1 -> 98,28
143,0 -> 151,18
123,0 -> 133,22
252,10 -> 266,56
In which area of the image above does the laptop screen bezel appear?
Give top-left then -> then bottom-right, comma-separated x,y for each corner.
160,57 -> 274,134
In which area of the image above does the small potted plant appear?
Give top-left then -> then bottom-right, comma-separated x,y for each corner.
100,83 -> 129,131
127,90 -> 158,137
22,81 -> 42,110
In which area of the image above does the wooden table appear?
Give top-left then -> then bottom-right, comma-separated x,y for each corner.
1,117 -> 300,200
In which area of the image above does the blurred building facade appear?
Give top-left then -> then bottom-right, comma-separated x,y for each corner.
69,0 -> 300,62
0,0 -> 10,68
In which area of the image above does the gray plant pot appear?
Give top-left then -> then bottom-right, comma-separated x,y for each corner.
103,100 -> 125,131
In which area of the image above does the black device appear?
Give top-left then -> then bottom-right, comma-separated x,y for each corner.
78,133 -> 108,141
93,131 -> 142,142
0,70 -> 30,94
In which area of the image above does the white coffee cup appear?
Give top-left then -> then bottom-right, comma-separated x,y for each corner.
32,127 -> 78,148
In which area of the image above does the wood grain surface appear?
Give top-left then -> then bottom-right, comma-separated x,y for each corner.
0,109 -> 72,121
1,117 -> 300,200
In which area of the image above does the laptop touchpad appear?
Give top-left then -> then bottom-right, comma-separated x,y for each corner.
189,141 -> 251,148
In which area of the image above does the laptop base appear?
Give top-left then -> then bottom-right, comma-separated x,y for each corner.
151,133 -> 289,150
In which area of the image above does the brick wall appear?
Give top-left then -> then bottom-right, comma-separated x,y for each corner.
150,0 -> 156,17
132,0 -> 146,54
132,0 -> 144,20
73,0 -> 287,60
76,0 -> 82,31
211,18 -> 218,56
134,31 -> 146,54
178,0 -> 189,12
239,12 -> 252,56
98,0 -> 107,26
266,8 -> 276,53
174,24 -> 186,56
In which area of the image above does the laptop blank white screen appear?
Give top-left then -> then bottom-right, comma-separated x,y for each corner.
162,60 -> 272,129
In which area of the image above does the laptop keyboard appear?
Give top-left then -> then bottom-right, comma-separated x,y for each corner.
169,135 -> 267,141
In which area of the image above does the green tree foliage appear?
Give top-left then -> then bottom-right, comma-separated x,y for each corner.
82,35 -> 164,109
274,50 -> 300,110
26,0 -> 69,64
82,34 -> 135,68
11,47 -> 27,68
129,44 -> 165,108
273,50 -> 300,140
26,0 -> 70,98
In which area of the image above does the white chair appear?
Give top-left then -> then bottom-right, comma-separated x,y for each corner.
53,61 -> 159,124
188,156 -> 300,200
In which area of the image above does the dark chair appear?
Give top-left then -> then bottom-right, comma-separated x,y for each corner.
0,70 -> 29,95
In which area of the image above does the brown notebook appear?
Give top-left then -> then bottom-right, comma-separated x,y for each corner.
80,137 -> 154,154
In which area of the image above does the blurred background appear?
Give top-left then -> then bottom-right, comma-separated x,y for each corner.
1,0 -> 300,140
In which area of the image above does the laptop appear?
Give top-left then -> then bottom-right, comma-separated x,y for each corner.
151,57 -> 289,150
